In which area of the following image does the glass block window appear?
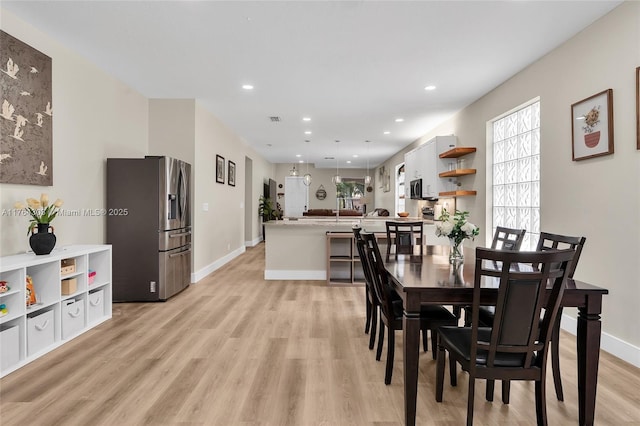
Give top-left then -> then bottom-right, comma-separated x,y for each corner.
491,101 -> 540,250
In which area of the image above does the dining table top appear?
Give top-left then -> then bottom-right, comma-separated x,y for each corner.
384,251 -> 608,299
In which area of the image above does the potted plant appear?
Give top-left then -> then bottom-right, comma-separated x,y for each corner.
258,196 -> 278,242
14,193 -> 64,255
258,196 -> 277,221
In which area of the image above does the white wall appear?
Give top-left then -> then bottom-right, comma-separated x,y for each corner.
0,11 -> 277,284
273,164 -> 376,212
0,10 -> 149,256
375,2 -> 640,356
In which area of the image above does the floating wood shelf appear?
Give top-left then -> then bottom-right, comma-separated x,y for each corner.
439,169 -> 477,178
439,190 -> 477,197
439,147 -> 477,158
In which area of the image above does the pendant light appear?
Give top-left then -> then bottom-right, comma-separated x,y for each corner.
303,140 -> 312,186
364,140 -> 372,185
289,164 -> 299,176
331,140 -> 342,184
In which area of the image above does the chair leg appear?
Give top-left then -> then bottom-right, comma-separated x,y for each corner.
449,352 -> 457,386
535,378 -> 548,426
368,306 -> 377,350
502,380 -> 510,404
452,305 -> 462,320
365,290 -> 372,334
384,328 -> 395,385
430,329 -> 437,360
422,329 -> 428,352
486,380 -> 495,402
463,306 -> 472,327
551,312 -> 564,401
376,319 -> 385,361
436,345 -> 445,402
466,375 -> 476,426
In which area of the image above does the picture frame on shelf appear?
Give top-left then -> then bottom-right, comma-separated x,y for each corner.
228,160 -> 236,187
571,89 -> 614,161
216,155 -> 225,184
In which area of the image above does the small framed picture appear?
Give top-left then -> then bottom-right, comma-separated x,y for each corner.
216,155 -> 225,184
228,160 -> 236,187
571,89 -> 614,161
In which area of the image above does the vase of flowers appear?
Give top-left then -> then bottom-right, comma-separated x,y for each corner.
15,194 -> 63,255
434,208 -> 479,266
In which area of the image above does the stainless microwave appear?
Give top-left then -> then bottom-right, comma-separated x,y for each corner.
409,179 -> 422,199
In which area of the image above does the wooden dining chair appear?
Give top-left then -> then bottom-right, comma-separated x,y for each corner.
435,247 -> 575,426
353,226 -> 379,350
360,231 -> 457,384
385,221 -> 423,261
460,226 -> 526,325
491,226 -> 527,251
480,231 -> 586,402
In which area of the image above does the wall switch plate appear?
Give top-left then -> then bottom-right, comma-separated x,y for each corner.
203,203 -> 209,211
150,281 -> 156,293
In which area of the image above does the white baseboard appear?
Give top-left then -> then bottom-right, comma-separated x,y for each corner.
245,236 -> 263,247
191,246 -> 246,283
264,270 -> 326,280
561,314 -> 640,368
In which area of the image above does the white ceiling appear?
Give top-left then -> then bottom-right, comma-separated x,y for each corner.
2,1 -> 621,169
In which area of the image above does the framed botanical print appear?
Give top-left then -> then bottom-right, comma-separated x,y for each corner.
228,160 -> 236,187
216,154 -> 225,184
571,89 -> 614,161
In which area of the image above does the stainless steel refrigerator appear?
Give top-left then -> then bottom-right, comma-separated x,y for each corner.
107,156 -> 191,302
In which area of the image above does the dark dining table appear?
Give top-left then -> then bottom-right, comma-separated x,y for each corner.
384,252 -> 608,426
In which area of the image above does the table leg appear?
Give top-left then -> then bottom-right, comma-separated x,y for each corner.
403,309 -> 421,426
576,303 -> 602,426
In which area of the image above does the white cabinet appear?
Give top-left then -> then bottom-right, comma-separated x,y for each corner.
404,135 -> 457,199
0,245 -> 112,377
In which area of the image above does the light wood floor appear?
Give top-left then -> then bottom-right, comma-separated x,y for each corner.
1,243 -> 639,425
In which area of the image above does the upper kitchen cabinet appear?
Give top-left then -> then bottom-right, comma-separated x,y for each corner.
404,136 -> 457,199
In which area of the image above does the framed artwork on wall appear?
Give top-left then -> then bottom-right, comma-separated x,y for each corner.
571,89 -> 614,161
0,30 -> 53,185
216,154 -> 225,184
228,160 -> 235,187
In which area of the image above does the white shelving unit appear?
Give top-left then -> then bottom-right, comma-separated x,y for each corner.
0,245 -> 112,377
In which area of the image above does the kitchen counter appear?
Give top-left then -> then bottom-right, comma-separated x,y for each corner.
263,217 -> 445,281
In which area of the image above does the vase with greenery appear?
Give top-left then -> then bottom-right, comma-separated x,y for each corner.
435,208 -> 479,266
15,194 -> 63,255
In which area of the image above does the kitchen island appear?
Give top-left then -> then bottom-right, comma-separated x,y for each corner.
264,217 -> 446,281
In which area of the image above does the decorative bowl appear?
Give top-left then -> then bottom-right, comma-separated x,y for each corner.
398,212 -> 410,217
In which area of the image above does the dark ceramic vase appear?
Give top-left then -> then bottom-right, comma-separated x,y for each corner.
29,223 -> 56,255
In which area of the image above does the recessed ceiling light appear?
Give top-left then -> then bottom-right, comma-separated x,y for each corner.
302,117 -> 311,121
395,118 -> 404,122
383,131 -> 390,135
424,85 -> 436,91
304,131 -> 312,135
352,154 -> 359,158
242,84 -> 254,90
346,160 -> 352,164
296,154 -> 301,157
299,160 -> 304,163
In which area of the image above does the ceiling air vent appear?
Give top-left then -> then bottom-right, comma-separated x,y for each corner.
269,116 -> 281,122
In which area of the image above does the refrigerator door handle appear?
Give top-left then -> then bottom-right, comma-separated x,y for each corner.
178,164 -> 187,224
